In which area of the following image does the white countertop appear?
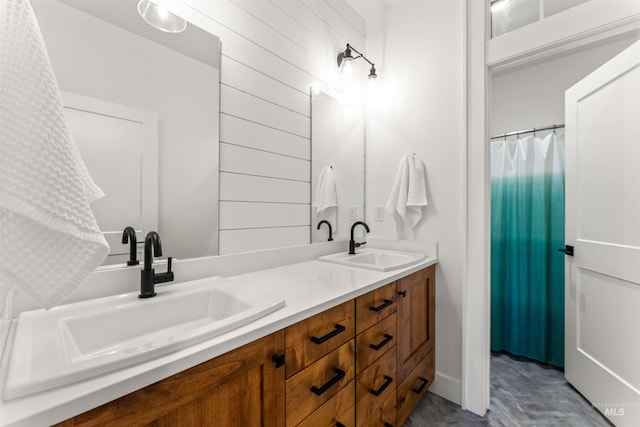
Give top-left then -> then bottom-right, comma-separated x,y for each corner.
0,256 -> 437,426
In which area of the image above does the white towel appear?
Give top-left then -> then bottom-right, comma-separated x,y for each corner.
385,154 -> 428,233
313,166 -> 337,215
0,0 -> 109,311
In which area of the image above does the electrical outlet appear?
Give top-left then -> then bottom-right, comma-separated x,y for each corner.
348,206 -> 357,221
374,206 -> 384,222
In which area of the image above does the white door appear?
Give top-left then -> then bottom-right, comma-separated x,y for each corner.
565,40 -> 640,426
61,92 -> 158,265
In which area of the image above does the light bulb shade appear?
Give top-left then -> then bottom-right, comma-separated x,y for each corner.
368,65 -> 377,79
337,45 -> 355,68
490,0 -> 510,12
343,46 -> 354,62
137,0 -> 187,33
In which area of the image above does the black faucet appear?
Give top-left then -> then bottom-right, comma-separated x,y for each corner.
139,231 -> 174,298
349,221 -> 370,254
121,226 -> 139,266
317,220 -> 334,241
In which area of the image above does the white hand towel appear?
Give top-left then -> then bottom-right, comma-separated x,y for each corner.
0,0 -> 109,311
385,154 -> 428,233
313,166 -> 337,214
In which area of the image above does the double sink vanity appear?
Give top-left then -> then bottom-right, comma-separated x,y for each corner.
0,244 -> 437,426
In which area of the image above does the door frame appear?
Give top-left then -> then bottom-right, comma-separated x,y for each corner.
462,0 -> 640,416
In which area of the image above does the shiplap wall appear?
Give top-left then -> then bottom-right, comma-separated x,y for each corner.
178,0 -> 366,254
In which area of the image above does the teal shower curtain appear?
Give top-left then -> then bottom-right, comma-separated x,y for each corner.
491,133 -> 565,367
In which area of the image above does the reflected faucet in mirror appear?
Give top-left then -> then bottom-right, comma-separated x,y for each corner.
140,231 -> 174,298
317,220 -> 334,241
121,226 -> 139,266
349,221 -> 370,255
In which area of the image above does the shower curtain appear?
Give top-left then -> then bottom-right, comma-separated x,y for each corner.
491,132 -> 565,367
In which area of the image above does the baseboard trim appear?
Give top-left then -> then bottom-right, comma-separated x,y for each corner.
430,371 -> 462,406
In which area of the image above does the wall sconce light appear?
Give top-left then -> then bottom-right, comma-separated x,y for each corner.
137,0 -> 187,33
337,43 -> 377,79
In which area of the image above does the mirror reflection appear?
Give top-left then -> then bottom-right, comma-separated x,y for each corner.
31,0 -> 220,266
311,91 -> 365,243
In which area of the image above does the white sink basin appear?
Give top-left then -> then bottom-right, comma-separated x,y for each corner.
4,277 -> 285,399
318,248 -> 426,271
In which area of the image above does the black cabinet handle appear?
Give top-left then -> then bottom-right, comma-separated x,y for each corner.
412,377 -> 429,394
369,299 -> 393,312
310,368 -> 346,396
272,353 -> 285,368
336,423 -> 346,427
384,423 -> 394,427
310,324 -> 346,344
398,290 -> 407,298
369,375 -> 393,396
369,334 -> 393,351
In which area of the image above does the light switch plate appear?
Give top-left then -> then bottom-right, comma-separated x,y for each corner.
374,206 -> 384,222
348,206 -> 357,221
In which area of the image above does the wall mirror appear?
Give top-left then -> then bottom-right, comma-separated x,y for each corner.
311,91 -> 365,243
32,0 -> 221,266
31,0 -> 366,269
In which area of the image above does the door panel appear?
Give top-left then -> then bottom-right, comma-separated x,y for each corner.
565,40 -> 640,426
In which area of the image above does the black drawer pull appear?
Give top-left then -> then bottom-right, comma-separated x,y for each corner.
310,324 -> 346,344
412,377 -> 429,394
369,334 -> 393,351
369,299 -> 393,312
336,423 -> 346,427
398,290 -> 407,298
310,368 -> 346,396
369,375 -> 393,396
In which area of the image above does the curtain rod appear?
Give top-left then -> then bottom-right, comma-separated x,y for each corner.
490,124 -> 565,140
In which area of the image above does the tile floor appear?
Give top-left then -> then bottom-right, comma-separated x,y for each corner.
403,352 -> 612,426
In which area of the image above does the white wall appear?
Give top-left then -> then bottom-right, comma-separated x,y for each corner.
492,32 -> 639,135
178,0 -> 366,254
363,0 -> 466,404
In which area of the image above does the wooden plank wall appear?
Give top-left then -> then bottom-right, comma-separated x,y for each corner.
180,0 -> 366,254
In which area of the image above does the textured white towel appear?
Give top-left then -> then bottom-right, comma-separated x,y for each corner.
313,166 -> 337,214
385,154 -> 428,233
0,0 -> 109,311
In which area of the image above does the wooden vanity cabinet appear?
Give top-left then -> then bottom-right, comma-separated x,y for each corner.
54,331 -> 285,427
354,281 -> 397,427
396,265 -> 436,425
55,265 -> 436,427
285,300 -> 356,426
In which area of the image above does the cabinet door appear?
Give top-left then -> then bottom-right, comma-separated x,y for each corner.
396,266 -> 435,381
54,332 -> 286,427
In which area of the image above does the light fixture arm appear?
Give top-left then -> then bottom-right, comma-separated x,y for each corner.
338,43 -> 377,79
345,43 -> 374,67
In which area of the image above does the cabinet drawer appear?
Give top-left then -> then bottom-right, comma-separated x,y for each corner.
356,313 -> 397,375
297,380 -> 356,427
355,282 -> 397,334
286,340 -> 355,426
286,300 -> 355,377
356,392 -> 396,427
397,349 -> 434,426
355,346 -> 396,427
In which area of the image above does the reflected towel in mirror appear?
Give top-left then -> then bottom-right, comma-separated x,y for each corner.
313,166 -> 337,215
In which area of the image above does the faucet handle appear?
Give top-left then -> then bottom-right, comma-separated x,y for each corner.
356,241 -> 367,248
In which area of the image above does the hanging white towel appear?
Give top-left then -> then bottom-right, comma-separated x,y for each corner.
0,0 -> 109,311
313,166 -> 337,215
385,154 -> 428,234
